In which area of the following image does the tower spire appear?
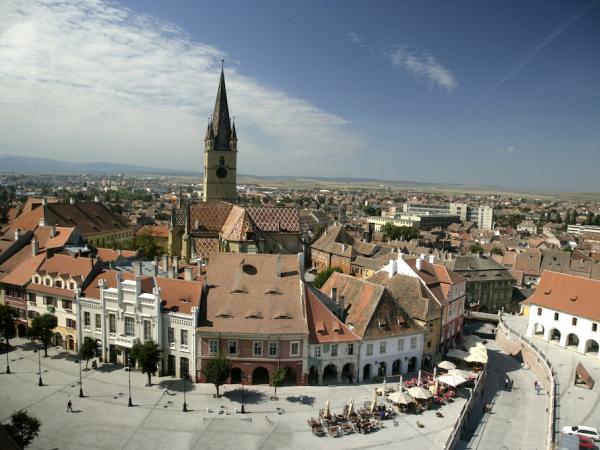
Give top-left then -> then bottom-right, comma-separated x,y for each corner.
211,60 -> 232,151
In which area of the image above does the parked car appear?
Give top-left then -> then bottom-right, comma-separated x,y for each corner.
578,436 -> 595,449
562,425 -> 600,441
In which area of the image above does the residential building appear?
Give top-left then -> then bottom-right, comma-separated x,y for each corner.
517,220 -> 537,234
525,271 -> 600,358
196,253 -> 309,385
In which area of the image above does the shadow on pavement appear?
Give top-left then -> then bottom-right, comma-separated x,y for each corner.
157,378 -> 195,393
223,387 -> 268,405
95,364 -> 123,373
285,395 -> 316,406
50,351 -> 78,362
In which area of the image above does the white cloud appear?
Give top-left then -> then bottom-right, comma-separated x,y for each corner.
0,0 -> 364,174
387,45 -> 457,92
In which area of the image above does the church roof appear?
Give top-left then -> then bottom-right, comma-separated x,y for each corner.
210,68 -> 233,151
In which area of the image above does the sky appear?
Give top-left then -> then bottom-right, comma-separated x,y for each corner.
0,0 -> 599,192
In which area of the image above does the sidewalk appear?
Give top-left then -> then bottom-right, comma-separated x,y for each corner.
457,338 -> 548,450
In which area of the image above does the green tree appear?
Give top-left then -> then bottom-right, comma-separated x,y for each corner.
134,233 -> 162,259
469,243 -> 484,254
6,410 -> 41,448
313,266 -> 343,289
131,340 -> 161,386
270,367 -> 287,399
490,247 -> 504,256
202,353 -> 231,397
29,314 -> 58,357
78,337 -> 96,370
381,223 -> 419,241
0,304 -> 16,346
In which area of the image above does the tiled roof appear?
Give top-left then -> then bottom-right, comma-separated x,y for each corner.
528,271 -> 600,321
0,253 -> 46,287
156,277 -> 202,315
187,202 -> 233,231
312,225 -> 378,258
514,251 -> 542,276
246,207 -> 300,233
221,205 -> 263,241
198,253 -> 308,335
95,248 -> 138,262
193,237 -> 220,260
36,254 -> 97,280
136,225 -> 169,238
305,286 -> 359,344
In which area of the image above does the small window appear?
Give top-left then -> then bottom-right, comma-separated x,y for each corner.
253,341 -> 262,356
268,342 -> 279,357
366,343 -> 373,356
593,323 -> 598,332
143,320 -> 151,341
167,327 -> 174,345
181,330 -> 188,347
313,346 -> 321,358
84,312 -> 90,327
55,280 -> 63,288
554,312 -> 559,321
124,317 -> 135,336
228,340 -> 237,355
95,314 -> 102,331
330,343 -> 337,357
290,341 -> 300,357
537,307 -> 542,316
347,343 -> 354,355
209,339 -> 218,355
398,339 -> 404,352
572,317 -> 577,326
410,336 -> 417,350
109,314 -> 116,334
379,342 -> 386,354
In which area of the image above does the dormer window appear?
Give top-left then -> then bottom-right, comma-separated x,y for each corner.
34,276 -> 40,284
69,282 -> 75,290
55,280 -> 62,288
45,278 -> 51,286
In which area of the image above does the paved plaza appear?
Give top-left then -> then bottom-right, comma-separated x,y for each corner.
1,338 -> 467,450
504,314 -> 600,434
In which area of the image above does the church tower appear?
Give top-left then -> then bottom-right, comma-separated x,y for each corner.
203,65 -> 237,203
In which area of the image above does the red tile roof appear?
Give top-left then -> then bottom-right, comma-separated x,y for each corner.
305,286 -> 359,344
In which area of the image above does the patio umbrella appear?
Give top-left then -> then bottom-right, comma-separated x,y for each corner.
389,390 -> 415,405
447,349 -> 470,360
417,370 -> 422,385
324,400 -> 331,418
347,398 -> 354,418
437,360 -> 456,371
462,334 -> 483,344
437,374 -> 468,387
371,388 -> 378,412
398,375 -> 403,392
449,369 -> 474,378
408,386 -> 433,400
433,367 -> 439,392
465,352 -> 488,364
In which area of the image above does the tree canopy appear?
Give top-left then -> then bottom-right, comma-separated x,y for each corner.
490,247 -> 504,256
0,304 -> 16,345
29,314 -> 58,357
78,336 -> 96,370
6,410 -> 41,448
270,367 -> 287,399
313,266 -> 343,289
131,340 -> 161,386
202,353 -> 231,397
381,223 -> 419,241
469,243 -> 484,254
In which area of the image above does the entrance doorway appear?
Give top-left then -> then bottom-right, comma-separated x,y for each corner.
252,367 -> 269,385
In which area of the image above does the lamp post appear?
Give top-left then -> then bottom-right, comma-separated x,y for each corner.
37,343 -> 43,386
128,357 -> 133,407
182,371 -> 188,412
5,337 -> 10,374
240,372 -> 246,414
78,356 -> 84,397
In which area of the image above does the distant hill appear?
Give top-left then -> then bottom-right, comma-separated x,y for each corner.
0,154 -> 200,176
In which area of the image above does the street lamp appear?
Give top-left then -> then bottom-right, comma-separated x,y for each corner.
240,372 -> 246,414
78,356 -> 84,398
182,371 -> 188,412
5,337 -> 10,374
37,343 -> 43,386
128,357 -> 133,407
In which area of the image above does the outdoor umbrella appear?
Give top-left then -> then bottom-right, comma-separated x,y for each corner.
417,370 -> 422,385
433,367 -> 439,393
449,369 -> 474,379
388,390 -> 415,405
347,398 -> 354,418
437,374 -> 468,387
408,386 -> 433,400
370,388 -> 378,412
447,349 -> 470,360
437,360 -> 457,371
465,352 -> 488,364
324,400 -> 331,418
398,375 -> 403,392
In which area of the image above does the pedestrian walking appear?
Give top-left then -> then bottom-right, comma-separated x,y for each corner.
67,400 -> 73,412
509,379 -> 514,391
505,377 -> 509,389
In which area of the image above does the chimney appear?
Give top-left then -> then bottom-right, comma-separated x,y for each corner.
341,243 -> 346,253
420,253 -> 425,260
31,237 -> 39,256
275,254 -> 281,278
41,198 -> 48,206
162,254 -> 168,272
298,252 -> 305,280
184,267 -> 193,281
133,260 -> 142,276
14,229 -> 20,241
173,256 -> 179,274
167,266 -> 175,279
330,287 -> 337,302
416,258 -> 423,271
387,259 -> 397,278
70,197 -> 75,205
428,255 -> 435,264
50,225 -> 56,239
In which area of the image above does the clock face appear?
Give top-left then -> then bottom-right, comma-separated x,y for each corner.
216,166 -> 228,179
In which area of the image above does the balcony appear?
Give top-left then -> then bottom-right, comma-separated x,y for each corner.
115,335 -> 135,348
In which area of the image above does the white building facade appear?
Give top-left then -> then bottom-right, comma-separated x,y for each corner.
358,333 -> 424,382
